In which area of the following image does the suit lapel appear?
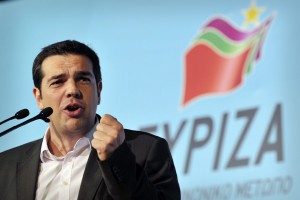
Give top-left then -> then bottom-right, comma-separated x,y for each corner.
16,140 -> 42,200
78,148 -> 103,200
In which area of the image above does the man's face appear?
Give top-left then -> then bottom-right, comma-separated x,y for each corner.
33,54 -> 102,136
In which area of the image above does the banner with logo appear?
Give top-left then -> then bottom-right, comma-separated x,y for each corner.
0,0 -> 299,199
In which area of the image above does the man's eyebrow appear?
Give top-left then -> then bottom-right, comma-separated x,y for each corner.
47,73 -> 66,83
46,71 -> 94,83
76,71 -> 94,77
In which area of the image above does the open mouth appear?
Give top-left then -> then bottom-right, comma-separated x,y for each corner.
64,104 -> 84,117
66,105 -> 80,111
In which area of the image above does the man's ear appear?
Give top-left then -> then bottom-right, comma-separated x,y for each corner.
97,81 -> 102,105
33,87 -> 44,109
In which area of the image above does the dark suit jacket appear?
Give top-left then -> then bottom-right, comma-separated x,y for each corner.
0,129 -> 180,200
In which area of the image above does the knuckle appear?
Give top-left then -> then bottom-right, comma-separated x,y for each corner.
93,131 -> 101,139
116,123 -> 123,130
103,114 -> 112,120
93,131 -> 98,137
91,139 -> 98,148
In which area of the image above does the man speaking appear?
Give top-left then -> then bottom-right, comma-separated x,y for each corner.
0,40 -> 180,200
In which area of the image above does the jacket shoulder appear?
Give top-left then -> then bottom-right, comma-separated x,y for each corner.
124,129 -> 171,162
124,129 -> 165,143
0,139 -> 42,162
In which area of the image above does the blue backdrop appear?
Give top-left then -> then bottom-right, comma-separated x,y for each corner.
0,0 -> 299,199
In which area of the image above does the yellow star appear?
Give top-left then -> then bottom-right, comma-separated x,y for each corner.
242,1 -> 265,28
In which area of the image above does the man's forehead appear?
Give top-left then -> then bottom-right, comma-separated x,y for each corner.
41,54 -> 93,74
42,54 -> 91,65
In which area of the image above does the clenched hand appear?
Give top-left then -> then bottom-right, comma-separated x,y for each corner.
92,114 -> 125,161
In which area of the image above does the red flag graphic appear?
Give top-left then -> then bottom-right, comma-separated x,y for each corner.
182,43 -> 253,107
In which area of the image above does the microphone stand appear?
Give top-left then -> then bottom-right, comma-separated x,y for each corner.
1,116 -> 41,137
0,116 -> 15,125
0,109 -> 29,125
0,108 -> 52,138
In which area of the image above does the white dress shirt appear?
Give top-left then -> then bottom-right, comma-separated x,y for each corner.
35,122 -> 97,200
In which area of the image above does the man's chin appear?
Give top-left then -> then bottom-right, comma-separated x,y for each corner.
65,119 -> 92,134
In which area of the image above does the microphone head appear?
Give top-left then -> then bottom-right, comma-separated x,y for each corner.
42,118 -> 50,123
39,107 -> 53,119
15,109 -> 30,120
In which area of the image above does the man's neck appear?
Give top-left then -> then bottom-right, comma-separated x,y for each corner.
47,123 -> 90,156
47,132 -> 83,157
46,117 -> 98,157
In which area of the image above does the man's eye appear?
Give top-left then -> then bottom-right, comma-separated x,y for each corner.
50,80 -> 63,86
80,77 -> 91,83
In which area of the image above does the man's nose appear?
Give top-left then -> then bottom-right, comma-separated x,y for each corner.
66,80 -> 81,98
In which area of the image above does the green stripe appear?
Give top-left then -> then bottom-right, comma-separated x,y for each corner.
194,29 -> 261,55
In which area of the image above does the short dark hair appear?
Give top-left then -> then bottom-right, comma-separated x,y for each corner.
32,40 -> 102,91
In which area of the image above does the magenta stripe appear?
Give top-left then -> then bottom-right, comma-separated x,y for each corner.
203,16 -> 273,41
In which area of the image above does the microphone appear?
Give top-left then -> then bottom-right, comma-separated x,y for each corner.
0,109 -> 30,125
0,107 -> 53,138
38,107 -> 53,123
